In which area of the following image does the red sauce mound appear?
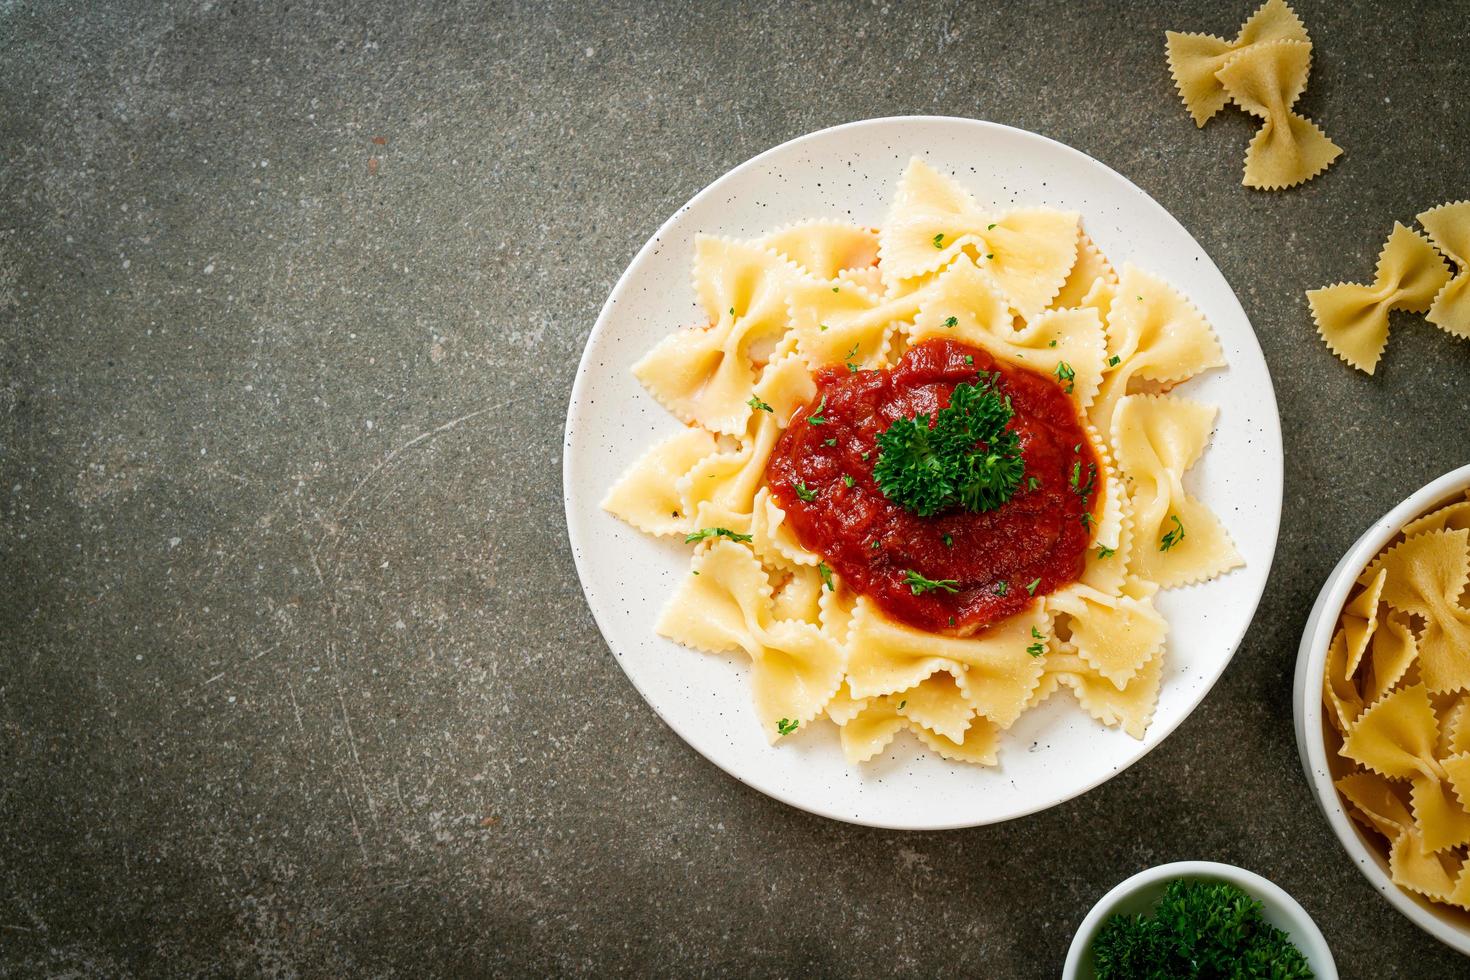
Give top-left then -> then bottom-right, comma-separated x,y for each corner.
766,338 -> 1101,635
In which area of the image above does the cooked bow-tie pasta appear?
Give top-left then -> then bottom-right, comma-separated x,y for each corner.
603,158 -> 1238,767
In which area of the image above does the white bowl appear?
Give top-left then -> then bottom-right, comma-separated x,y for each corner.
1293,463 -> 1470,955
1062,861 -> 1338,979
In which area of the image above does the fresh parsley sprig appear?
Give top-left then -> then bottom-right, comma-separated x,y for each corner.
871,378 -> 1025,518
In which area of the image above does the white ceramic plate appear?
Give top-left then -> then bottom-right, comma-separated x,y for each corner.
564,116 -> 1283,830
1294,464 -> 1470,955
1063,861 -> 1338,978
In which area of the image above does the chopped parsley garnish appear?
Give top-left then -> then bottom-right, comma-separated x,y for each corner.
942,533 -> 953,548
842,474 -> 854,488
844,342 -> 861,372
932,232 -> 945,249
1027,476 -> 1041,492
985,253 -> 994,260
898,700 -> 907,710
994,580 -> 1008,596
1160,514 -> 1186,551
1073,462 -> 1097,502
1026,626 -> 1046,657
943,316 -> 958,328
818,562 -> 834,591
794,480 -> 818,502
1096,544 -> 1116,559
824,437 -> 837,447
870,538 -> 880,549
728,306 -> 735,317
1080,512 -> 1093,529
806,395 -> 828,425
1108,355 -> 1121,367
832,286 -> 840,293
861,451 -> 870,460
776,718 -> 799,736
1048,339 -> 1057,347
964,354 -> 974,365
1053,360 -> 1076,394
819,322 -> 830,331
685,527 -> 754,544
872,377 -> 1024,517
1024,577 -> 1041,596
987,223 -> 996,230
691,570 -> 699,576
905,570 -> 960,595
748,394 -> 773,413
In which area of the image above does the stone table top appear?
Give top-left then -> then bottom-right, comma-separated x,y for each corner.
3,1 -> 1468,975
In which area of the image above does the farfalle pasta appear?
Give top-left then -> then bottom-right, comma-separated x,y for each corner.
1307,218 -> 1455,373
1324,489 -> 1470,910
1165,0 -> 1308,127
605,158 -> 1239,767
1419,202 -> 1470,340
1164,1 -> 1340,189
1215,39 -> 1341,190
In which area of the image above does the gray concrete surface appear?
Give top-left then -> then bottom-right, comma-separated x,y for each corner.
3,0 -> 1469,976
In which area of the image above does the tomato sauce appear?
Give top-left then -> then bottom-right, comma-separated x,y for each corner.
766,338 -> 1101,635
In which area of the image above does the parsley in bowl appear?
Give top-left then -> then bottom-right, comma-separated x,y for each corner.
1064,862 -> 1335,979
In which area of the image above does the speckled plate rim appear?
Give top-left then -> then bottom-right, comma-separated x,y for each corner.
1293,463 -> 1470,955
563,116 -> 1283,829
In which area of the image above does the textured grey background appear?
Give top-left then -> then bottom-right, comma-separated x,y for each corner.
3,0 -> 1469,976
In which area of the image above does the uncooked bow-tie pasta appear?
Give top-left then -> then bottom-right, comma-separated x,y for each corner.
604,158 -> 1240,767
1307,207 -> 1466,374
1325,491 -> 1470,909
1165,0 -> 1341,190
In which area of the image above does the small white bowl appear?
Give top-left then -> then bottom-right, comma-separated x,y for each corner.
1062,861 -> 1337,979
1294,463 -> 1470,956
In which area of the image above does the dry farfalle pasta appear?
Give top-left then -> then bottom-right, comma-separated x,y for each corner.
1419,202 -> 1470,340
1165,0 -> 1307,127
1307,213 -> 1461,373
1325,490 -> 1470,909
1165,0 -> 1340,189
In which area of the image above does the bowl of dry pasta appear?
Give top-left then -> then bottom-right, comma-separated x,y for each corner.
1295,463 -> 1470,954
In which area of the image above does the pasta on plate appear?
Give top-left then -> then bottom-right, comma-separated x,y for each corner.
1325,491 -> 1470,910
604,159 -> 1241,767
